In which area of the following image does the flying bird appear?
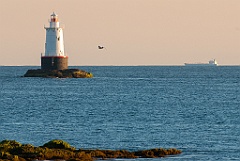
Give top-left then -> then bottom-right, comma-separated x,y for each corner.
98,46 -> 106,50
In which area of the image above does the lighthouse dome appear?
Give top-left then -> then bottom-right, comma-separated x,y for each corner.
51,12 -> 57,16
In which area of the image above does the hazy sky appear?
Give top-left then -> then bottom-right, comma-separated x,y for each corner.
0,0 -> 240,65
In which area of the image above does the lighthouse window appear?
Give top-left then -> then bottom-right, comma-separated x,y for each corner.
58,37 -> 60,41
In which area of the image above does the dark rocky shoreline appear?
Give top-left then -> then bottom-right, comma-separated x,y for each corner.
0,140 -> 182,161
24,69 -> 93,78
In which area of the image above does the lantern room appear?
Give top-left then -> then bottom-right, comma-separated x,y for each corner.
51,12 -> 58,22
50,12 -> 59,28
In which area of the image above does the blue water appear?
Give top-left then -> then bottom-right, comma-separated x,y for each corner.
0,66 -> 240,160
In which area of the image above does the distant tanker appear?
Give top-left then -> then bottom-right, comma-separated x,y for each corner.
184,59 -> 218,66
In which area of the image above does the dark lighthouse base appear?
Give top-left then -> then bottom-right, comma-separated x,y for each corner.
41,56 -> 68,70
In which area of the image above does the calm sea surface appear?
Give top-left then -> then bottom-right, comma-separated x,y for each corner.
0,66 -> 240,160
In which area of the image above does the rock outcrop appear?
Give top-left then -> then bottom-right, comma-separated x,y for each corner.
24,69 -> 93,78
0,140 -> 182,161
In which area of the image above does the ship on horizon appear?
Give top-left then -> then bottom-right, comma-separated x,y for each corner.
184,59 -> 218,66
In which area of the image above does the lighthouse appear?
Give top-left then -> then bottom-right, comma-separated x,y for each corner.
41,12 -> 68,70
24,12 -> 93,78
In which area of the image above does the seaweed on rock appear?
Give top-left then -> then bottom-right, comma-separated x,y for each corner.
43,140 -> 75,150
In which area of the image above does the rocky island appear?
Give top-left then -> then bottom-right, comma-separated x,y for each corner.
0,140 -> 182,161
24,69 -> 93,78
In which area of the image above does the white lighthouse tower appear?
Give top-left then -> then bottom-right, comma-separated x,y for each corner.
41,12 -> 68,70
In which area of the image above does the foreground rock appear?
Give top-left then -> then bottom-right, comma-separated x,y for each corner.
24,69 -> 93,78
0,140 -> 182,161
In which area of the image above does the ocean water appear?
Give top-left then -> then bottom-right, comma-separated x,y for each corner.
0,66 -> 240,160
